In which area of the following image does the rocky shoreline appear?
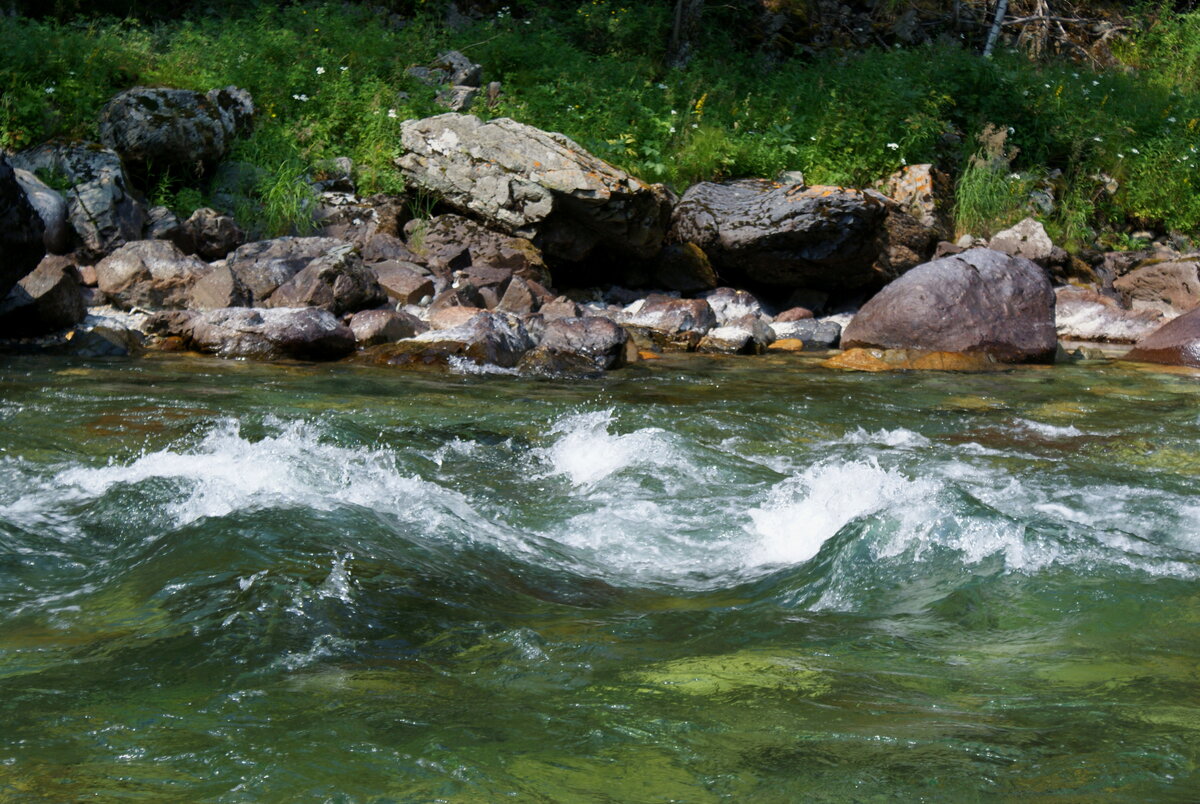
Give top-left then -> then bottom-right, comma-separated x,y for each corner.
4,74 -> 1200,374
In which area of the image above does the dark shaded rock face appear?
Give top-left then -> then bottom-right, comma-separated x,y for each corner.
175,208 -> 246,260
13,168 -> 71,254
0,155 -> 46,300
669,180 -> 933,292
9,142 -> 145,258
841,248 -> 1056,363
147,307 -> 355,360
95,240 -> 211,310
0,258 -> 85,336
395,114 -> 672,263
99,86 -> 254,177
1124,306 -> 1200,368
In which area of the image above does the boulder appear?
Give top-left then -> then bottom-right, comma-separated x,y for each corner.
349,309 -> 427,346
10,142 -> 145,257
532,315 -> 634,370
1055,286 -> 1164,344
774,306 -> 814,322
147,307 -> 355,360
0,257 -> 86,336
407,214 -> 551,285
95,240 -> 211,310
879,164 -> 953,240
989,217 -> 1057,266
668,180 -> 933,292
495,275 -> 544,315
407,50 -> 483,88
361,232 -> 421,264
175,207 -> 246,260
98,86 -> 254,176
702,287 -> 766,326
266,250 -> 386,315
374,261 -> 435,305
144,205 -> 183,241
618,296 -> 716,351
191,236 -> 351,308
697,314 -> 775,354
371,311 -> 534,368
540,296 -> 582,321
770,317 -> 842,348
1112,259 -> 1200,317
429,305 -> 487,331
0,155 -> 46,300
395,114 -> 671,262
1124,306 -> 1200,369
840,248 -> 1056,363
13,168 -> 71,254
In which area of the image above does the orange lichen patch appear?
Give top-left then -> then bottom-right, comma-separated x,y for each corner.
823,348 -> 1005,372
768,338 -> 806,352
638,350 -> 663,360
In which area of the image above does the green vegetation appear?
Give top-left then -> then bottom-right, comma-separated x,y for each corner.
1,2 -> 1198,245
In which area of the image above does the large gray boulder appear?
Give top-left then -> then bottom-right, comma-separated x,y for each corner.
147,307 -> 355,360
0,155 -> 46,299
99,86 -> 254,176
10,142 -> 145,257
0,257 -> 86,336
841,248 -> 1056,363
669,179 -> 934,292
95,240 -> 211,310
395,114 -> 672,262
188,236 -> 350,309
1124,306 -> 1200,368
13,168 -> 71,254
531,316 -> 634,371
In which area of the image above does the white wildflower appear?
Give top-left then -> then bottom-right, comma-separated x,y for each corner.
340,66 -> 348,72
1168,116 -> 1176,123
44,86 -> 55,94
387,108 -> 397,119
656,83 -> 667,90
669,126 -> 676,134
1009,173 -> 1021,180
886,142 -> 899,150
1131,148 -> 1140,154
316,66 -> 325,75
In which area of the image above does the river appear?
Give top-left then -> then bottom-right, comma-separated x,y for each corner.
1,353 -> 1197,800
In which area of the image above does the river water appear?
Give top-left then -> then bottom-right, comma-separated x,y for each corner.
1,353 -> 1198,801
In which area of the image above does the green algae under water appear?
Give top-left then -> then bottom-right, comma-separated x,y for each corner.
1,353 -> 1199,802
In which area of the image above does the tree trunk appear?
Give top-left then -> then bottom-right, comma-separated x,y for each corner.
667,0 -> 704,69
983,0 -> 1009,57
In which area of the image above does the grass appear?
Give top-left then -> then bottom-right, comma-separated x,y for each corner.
2,2 -> 1199,246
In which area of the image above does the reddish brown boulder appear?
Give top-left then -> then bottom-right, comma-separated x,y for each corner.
841,248 -> 1056,363
1112,259 -> 1200,317
1124,307 -> 1200,368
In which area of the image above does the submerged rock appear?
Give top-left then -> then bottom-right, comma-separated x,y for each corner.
824,348 -> 1006,372
841,248 -> 1056,363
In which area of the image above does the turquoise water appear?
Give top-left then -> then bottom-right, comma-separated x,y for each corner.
1,353 -> 1198,801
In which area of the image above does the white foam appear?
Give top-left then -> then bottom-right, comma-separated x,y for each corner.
536,410 -> 679,487
1012,418 -> 1085,438
839,427 -> 931,449
446,355 -> 519,376
748,458 -> 939,566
